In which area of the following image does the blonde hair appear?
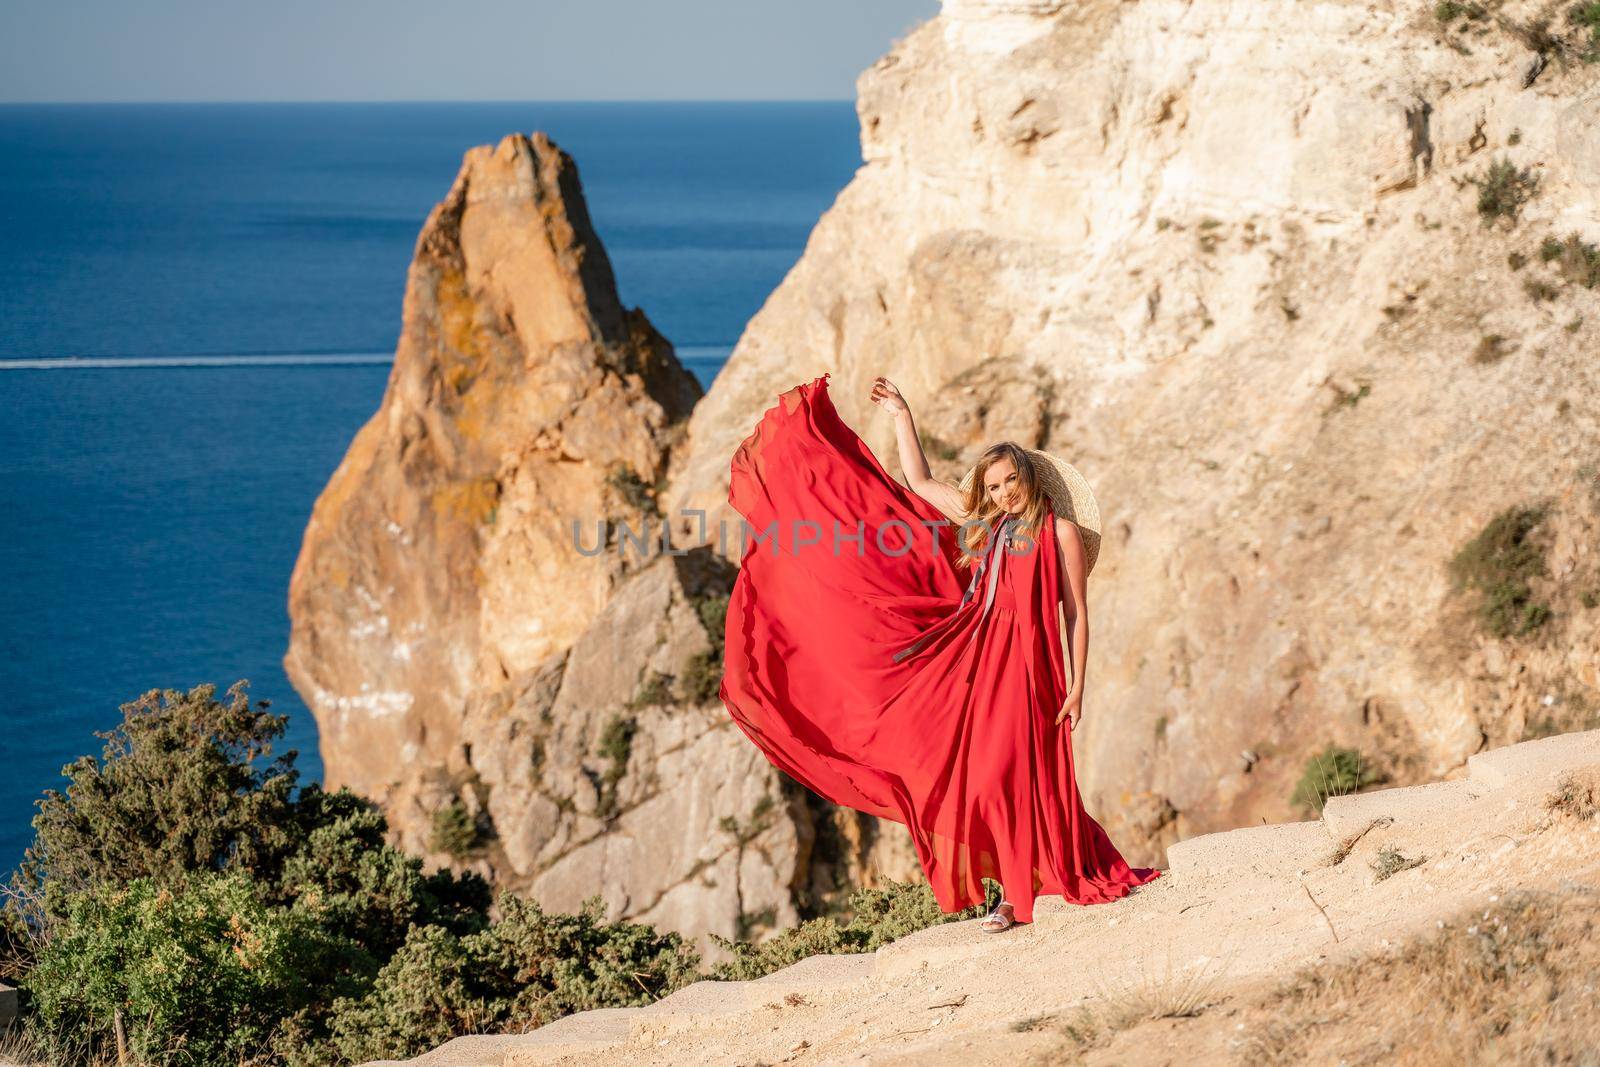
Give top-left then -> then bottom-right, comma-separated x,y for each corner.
955,441 -> 1051,568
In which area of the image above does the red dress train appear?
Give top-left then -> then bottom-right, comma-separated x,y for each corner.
719,373 -> 1161,923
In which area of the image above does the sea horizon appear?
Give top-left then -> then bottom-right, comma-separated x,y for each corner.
0,100 -> 861,874
0,98 -> 859,106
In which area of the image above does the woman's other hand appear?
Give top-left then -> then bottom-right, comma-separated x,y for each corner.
1055,690 -> 1083,730
870,376 -> 908,417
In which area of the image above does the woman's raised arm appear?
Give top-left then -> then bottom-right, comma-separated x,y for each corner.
870,376 -> 965,520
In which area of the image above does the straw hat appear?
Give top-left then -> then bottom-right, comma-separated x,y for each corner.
957,449 -> 1102,575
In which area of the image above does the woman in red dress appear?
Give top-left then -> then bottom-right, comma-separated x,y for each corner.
719,372 -> 1161,933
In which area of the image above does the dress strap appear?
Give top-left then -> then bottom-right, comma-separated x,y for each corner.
892,514 -> 1013,664
966,514 -> 1013,615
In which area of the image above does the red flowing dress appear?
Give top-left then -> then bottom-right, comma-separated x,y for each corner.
719,373 -> 1161,923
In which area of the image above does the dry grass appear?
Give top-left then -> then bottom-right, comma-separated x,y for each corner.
1369,844 -> 1428,882
1325,815 -> 1395,867
1542,231 -> 1600,288
1472,332 -> 1515,363
1523,277 -> 1562,302
1544,768 -> 1600,821
1032,941 -> 1238,1060
1018,854 -> 1600,1066
1241,886 -> 1600,1065
0,1023 -> 95,1067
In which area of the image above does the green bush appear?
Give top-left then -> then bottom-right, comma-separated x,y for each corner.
1292,745 -> 1383,814
473,893 -> 701,1021
694,592 -> 730,652
679,648 -> 724,704
14,681 -> 300,920
280,792 -> 489,958
708,914 -> 852,979
625,670 -> 675,709
324,923 -> 502,1063
594,715 -> 638,820
678,591 -> 732,704
26,872 -> 353,1066
1469,157 -> 1539,225
327,893 -> 700,1062
7,679 -> 980,1063
596,715 -> 637,768
1574,2 -> 1600,56
1448,502 -> 1553,638
428,800 -> 484,859
9,680 -> 494,1064
706,877 -> 999,981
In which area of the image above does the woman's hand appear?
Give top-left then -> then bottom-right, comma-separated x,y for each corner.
1054,690 -> 1083,730
869,376 -> 908,417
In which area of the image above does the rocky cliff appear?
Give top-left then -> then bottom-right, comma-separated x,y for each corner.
284,133 -> 832,955
666,0 -> 1600,856
289,0 -> 1600,957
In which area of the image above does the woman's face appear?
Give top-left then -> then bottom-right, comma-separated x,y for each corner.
983,457 -> 1025,515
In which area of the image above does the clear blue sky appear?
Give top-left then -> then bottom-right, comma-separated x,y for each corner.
1,0 -> 941,103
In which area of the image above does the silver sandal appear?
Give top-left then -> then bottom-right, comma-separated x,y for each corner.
978,900 -> 1015,933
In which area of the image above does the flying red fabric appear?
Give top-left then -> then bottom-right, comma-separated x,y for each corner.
720,372 -> 1162,923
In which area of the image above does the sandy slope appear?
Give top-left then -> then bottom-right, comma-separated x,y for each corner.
374,728 -> 1600,1066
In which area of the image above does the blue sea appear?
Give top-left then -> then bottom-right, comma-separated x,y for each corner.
0,102 -> 863,875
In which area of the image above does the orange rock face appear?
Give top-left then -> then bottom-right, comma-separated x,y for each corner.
288,130 -> 700,796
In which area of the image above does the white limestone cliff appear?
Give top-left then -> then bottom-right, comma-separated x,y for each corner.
667,0 -> 1600,853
